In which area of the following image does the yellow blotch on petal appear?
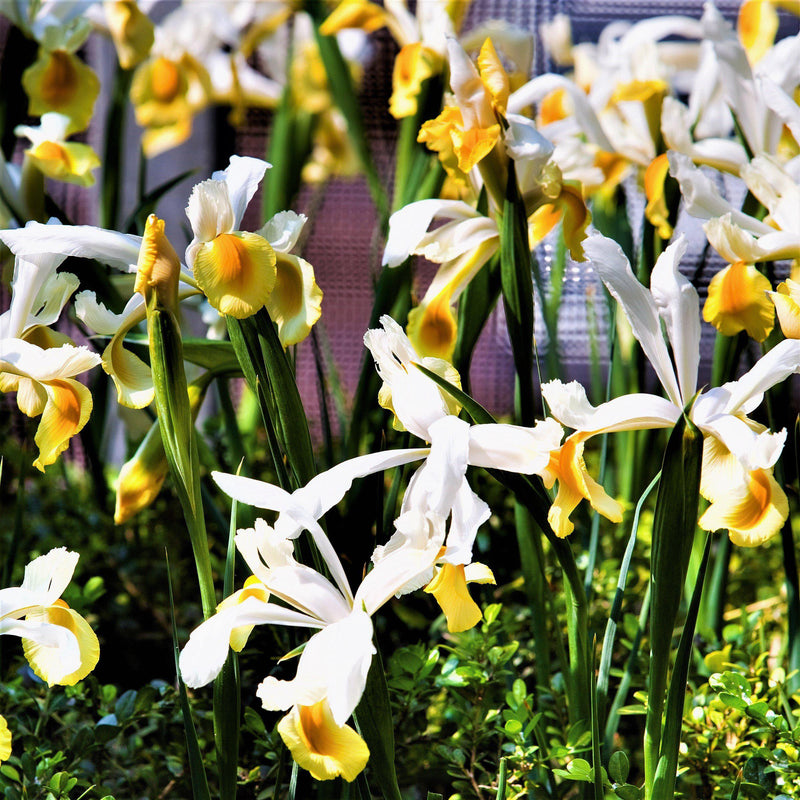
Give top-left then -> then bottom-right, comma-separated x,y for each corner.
451,123 -> 502,175
390,43 -> 442,119
700,467 -> 788,547
33,379 -> 93,472
407,294 -> 458,361
267,253 -> 323,346
22,603 -> 100,686
644,153 -> 673,240
538,88 -> 569,126
278,700 -> 370,782
425,562 -> 495,633
738,0 -> 779,64
477,39 -> 509,116
23,50 -> 100,134
542,435 -> 623,538
703,261 -> 774,341
769,279 -> 800,338
105,0 -> 155,69
319,0 -> 388,35
0,716 -> 11,763
216,576 -> 270,652
193,232 -> 277,319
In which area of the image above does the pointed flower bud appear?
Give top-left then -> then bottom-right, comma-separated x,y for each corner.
135,214 -> 180,314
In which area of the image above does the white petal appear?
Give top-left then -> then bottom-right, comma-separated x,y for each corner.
0,222 -> 142,272
186,179 -> 234,248
468,419 -> 563,473
584,234 -> 682,405
650,235 -> 699,401
217,155 -> 269,230
382,199 -> 482,268
542,379 -> 679,432
179,597 -> 322,688
20,548 -> 79,601
256,610 -> 375,726
258,210 -> 306,253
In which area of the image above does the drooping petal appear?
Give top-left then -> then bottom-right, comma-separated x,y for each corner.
257,611 -> 376,726
21,603 -> 99,686
0,716 -> 10,762
424,562 -> 494,632
769,280 -> 800,338
192,231 -> 277,319
699,467 -> 787,547
33,378 -> 93,471
266,253 -> 323,346
277,701 -> 370,783
542,435 -> 623,538
703,261 -> 774,341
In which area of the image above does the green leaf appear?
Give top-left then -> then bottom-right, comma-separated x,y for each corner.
609,751 -> 630,784
114,690 -> 137,722
354,650 -> 402,800
644,411 -> 702,792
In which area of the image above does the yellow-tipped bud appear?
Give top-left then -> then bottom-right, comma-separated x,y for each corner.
135,214 -> 181,312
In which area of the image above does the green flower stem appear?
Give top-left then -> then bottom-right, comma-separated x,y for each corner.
100,65 -> 133,231
146,300 -> 216,620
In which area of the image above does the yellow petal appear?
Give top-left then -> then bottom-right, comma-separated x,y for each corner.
529,183 -> 590,261
0,716 -> 10,763
193,232 -> 277,319
738,0 -> 779,64
451,123 -> 502,174
22,49 -> 100,134
543,435 -> 622,538
278,701 -> 370,782
319,0 -> 388,35
26,140 -> 101,186
101,326 -> 154,409
266,253 -> 323,346
699,467 -> 788,547
477,39 -> 509,115
425,562 -> 496,633
644,153 -> 673,240
407,293 -> 458,361
33,379 -> 93,472
703,261 -> 774,341
769,280 -> 800,338
5,374 -> 47,417
104,0 -> 155,70
418,106 -> 470,186
22,603 -> 100,686
390,43 -> 441,120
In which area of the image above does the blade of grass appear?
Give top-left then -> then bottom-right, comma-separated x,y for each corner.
167,551 -> 212,800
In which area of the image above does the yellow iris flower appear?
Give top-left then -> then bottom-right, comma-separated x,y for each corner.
0,716 -> 10,763
16,113 -> 101,187
22,48 -> 99,135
